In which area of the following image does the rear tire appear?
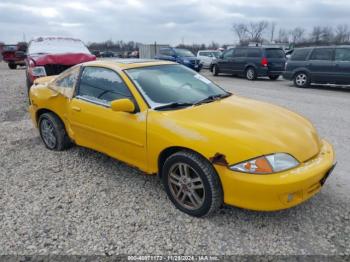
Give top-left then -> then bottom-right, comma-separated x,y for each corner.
293,72 -> 310,88
38,113 -> 72,151
245,67 -> 257,80
8,63 -> 17,70
269,75 -> 280,80
212,65 -> 219,76
162,151 -> 223,217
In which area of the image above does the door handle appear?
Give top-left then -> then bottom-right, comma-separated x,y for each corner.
72,106 -> 81,112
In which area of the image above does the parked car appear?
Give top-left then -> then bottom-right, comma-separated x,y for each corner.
100,51 -> 115,57
283,46 -> 350,88
197,50 -> 221,68
28,60 -> 335,217
1,42 -> 27,69
25,36 -> 96,91
211,47 -> 286,80
155,47 -> 202,72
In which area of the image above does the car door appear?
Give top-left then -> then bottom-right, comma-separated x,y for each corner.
334,48 -> 350,84
308,48 -> 335,84
232,48 -> 248,73
217,49 -> 234,73
68,66 -> 147,170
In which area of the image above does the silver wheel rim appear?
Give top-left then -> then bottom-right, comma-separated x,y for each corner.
168,163 -> 205,210
296,74 -> 307,86
247,69 -> 254,80
40,119 -> 57,149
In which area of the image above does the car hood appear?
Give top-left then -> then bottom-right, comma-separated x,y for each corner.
29,53 -> 96,66
154,96 -> 321,164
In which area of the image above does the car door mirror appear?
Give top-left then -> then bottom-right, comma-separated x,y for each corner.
111,98 -> 135,113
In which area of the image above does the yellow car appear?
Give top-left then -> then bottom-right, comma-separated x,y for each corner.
29,60 -> 336,217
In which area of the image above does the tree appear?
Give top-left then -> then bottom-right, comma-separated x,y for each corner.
232,23 -> 248,44
246,21 -> 269,43
270,22 -> 276,42
335,24 -> 350,43
290,27 -> 305,44
276,29 -> 289,43
310,26 -> 323,44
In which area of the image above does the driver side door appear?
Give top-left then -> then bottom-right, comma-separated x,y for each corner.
68,66 -> 148,171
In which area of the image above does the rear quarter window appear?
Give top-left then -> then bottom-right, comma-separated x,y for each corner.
247,48 -> 261,58
291,49 -> 311,61
265,49 -> 285,58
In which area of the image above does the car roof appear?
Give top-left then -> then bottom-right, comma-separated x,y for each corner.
80,59 -> 176,70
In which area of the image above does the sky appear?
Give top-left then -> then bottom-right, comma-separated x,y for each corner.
0,0 -> 350,45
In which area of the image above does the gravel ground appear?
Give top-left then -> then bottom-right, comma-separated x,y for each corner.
0,62 -> 349,256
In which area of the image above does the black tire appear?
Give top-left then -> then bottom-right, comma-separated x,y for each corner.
26,74 -> 32,94
38,113 -> 72,151
269,75 -> 280,80
245,67 -> 257,80
162,151 -> 223,217
8,63 -> 17,70
293,72 -> 310,88
212,65 -> 219,76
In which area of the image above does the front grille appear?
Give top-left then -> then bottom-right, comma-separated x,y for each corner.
44,64 -> 71,76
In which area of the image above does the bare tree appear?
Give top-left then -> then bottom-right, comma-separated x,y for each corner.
277,28 -> 289,43
290,27 -> 305,44
310,26 -> 323,44
335,24 -> 350,43
270,22 -> 276,42
246,21 -> 269,43
233,23 -> 248,44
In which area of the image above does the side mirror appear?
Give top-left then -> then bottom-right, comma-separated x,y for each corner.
111,98 -> 135,113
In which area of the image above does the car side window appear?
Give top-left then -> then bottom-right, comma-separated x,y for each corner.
78,67 -> 132,105
55,67 -> 80,89
160,49 -> 170,56
309,48 -> 333,61
335,48 -> 350,62
223,49 -> 234,59
247,49 -> 261,58
233,49 -> 247,58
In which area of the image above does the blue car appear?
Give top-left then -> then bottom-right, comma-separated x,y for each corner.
155,47 -> 202,72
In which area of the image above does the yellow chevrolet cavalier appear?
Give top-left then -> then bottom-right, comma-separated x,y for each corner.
29,60 -> 336,217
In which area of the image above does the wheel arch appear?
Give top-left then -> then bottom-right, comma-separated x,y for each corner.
36,108 -> 62,125
292,68 -> 311,79
157,146 -> 211,178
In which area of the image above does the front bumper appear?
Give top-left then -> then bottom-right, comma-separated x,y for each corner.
216,139 -> 335,211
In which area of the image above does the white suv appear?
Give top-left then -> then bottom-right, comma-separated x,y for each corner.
197,50 -> 221,68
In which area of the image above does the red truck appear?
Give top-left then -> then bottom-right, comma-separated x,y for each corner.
1,42 -> 27,69
25,36 -> 96,90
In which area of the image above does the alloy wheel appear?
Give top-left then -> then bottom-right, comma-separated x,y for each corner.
295,73 -> 307,87
40,118 -> 57,149
167,162 -> 205,210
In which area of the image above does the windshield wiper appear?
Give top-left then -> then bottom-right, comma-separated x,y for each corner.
194,93 -> 232,106
154,102 -> 194,110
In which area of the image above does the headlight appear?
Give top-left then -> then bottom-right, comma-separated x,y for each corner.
230,153 -> 299,174
31,66 -> 46,77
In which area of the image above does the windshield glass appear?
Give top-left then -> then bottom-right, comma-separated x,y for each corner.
126,64 -> 228,108
211,51 -> 221,58
175,49 -> 195,57
28,37 -> 91,55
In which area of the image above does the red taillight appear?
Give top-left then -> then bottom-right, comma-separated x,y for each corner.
261,57 -> 268,67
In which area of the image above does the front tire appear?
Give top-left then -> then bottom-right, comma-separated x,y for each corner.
212,65 -> 219,76
245,67 -> 257,80
38,113 -> 72,151
162,151 -> 223,217
293,72 -> 310,88
8,63 -> 17,70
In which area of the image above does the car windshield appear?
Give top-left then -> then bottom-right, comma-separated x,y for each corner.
126,64 -> 229,109
28,37 -> 91,55
175,49 -> 195,57
212,52 -> 221,58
